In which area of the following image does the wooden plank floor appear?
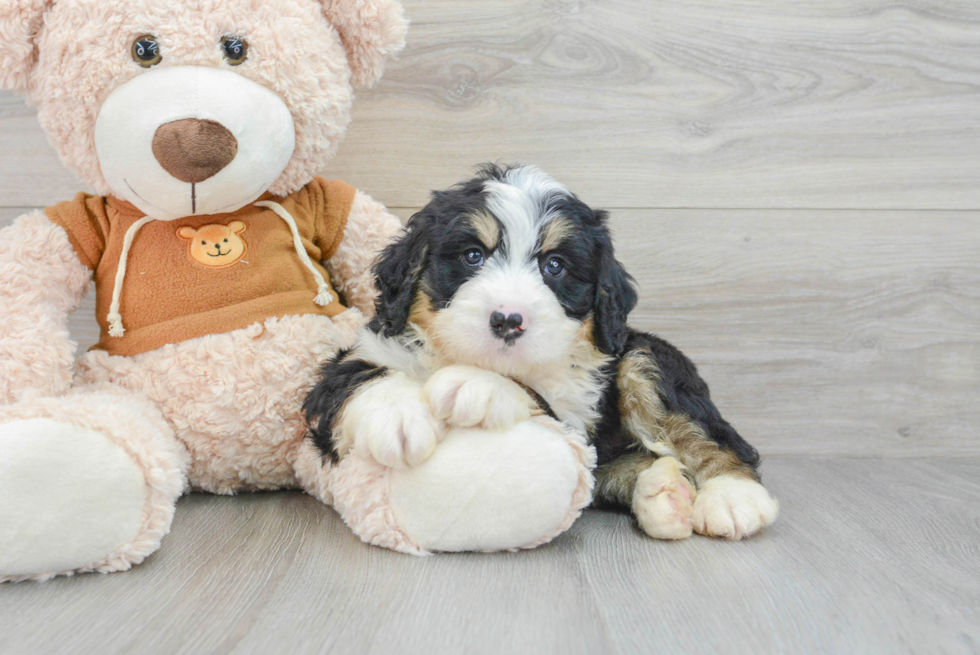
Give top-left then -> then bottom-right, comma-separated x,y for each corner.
1,458 -> 978,655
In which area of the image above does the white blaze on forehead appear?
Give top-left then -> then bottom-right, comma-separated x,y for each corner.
483,166 -> 571,264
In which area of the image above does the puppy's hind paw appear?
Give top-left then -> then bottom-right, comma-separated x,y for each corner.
692,475 -> 779,540
632,457 -> 696,540
424,365 -> 534,431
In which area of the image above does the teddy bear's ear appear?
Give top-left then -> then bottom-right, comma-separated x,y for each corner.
229,221 -> 247,234
176,227 -> 197,241
318,0 -> 408,88
0,0 -> 51,92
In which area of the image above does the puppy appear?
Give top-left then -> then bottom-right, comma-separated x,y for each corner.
305,164 -> 778,540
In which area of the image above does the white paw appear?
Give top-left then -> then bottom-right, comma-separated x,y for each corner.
692,475 -> 779,540
632,457 -> 696,540
344,375 -> 445,468
423,365 -> 534,431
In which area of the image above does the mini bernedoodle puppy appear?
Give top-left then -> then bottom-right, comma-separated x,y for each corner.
305,164 -> 778,541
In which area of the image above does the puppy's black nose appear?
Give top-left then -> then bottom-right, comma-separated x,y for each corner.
490,311 -> 524,342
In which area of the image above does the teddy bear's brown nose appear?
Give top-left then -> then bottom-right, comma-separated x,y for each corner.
151,118 -> 238,184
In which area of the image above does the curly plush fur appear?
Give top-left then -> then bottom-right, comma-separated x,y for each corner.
0,211 -> 91,403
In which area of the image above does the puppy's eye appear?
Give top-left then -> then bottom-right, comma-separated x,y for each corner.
543,257 -> 565,277
222,36 -> 248,65
132,35 -> 162,68
462,248 -> 485,267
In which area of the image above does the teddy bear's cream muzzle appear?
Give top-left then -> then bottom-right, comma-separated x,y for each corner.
95,66 -> 296,221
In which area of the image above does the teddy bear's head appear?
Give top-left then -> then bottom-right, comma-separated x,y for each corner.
0,0 -> 407,220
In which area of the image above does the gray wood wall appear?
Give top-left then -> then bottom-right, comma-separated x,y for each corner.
1,0 -> 977,457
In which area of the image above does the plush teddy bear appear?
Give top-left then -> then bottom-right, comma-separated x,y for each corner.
0,0 -> 595,580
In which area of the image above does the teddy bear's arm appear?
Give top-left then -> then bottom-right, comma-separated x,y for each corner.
324,191 -> 403,317
0,211 -> 92,404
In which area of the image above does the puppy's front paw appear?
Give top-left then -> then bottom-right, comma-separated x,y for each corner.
632,457 -> 695,540
424,365 -> 534,431
344,375 -> 445,468
692,475 -> 779,540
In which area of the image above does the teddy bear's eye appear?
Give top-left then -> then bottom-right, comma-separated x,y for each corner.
132,35 -> 162,68
223,239 -> 228,243
222,36 -> 248,66
201,240 -> 207,245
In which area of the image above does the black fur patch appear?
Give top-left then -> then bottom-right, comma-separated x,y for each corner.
590,225 -> 638,355
369,217 -> 432,338
303,349 -> 387,461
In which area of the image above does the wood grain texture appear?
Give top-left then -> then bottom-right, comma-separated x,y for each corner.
4,1 -> 980,209
337,0 -> 980,209
0,458 -> 978,655
3,206 -> 976,457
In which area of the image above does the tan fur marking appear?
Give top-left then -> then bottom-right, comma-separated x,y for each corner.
576,317 -> 607,370
570,316 -> 610,432
617,351 -> 756,488
659,414 -> 756,486
469,211 -> 500,250
541,216 -> 574,253
617,351 -> 670,449
409,289 -> 436,331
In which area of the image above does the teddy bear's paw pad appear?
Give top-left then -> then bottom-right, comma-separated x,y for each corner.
0,419 -> 147,579
424,365 -> 533,431
348,378 -> 445,469
691,475 -> 779,540
389,421 -> 581,552
632,457 -> 696,540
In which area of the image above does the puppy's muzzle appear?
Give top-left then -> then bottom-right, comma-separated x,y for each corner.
490,311 -> 525,344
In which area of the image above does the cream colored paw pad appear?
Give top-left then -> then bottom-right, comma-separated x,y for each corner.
632,456 -> 696,540
692,475 -> 779,540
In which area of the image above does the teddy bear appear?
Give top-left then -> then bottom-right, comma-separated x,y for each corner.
0,0 -> 595,580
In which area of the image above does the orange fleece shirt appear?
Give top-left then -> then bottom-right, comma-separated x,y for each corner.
45,178 -> 356,357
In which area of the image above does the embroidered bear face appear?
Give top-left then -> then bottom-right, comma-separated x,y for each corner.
177,221 -> 248,268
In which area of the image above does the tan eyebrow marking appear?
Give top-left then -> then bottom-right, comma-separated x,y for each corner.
540,216 -> 574,253
469,210 -> 500,250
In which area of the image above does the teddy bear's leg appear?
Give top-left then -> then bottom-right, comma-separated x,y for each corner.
303,416 -> 596,555
0,385 -> 188,582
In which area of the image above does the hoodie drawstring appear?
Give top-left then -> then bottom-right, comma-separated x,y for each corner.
107,216 -> 155,337
255,200 -> 333,306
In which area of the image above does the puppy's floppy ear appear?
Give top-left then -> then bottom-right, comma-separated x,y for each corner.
0,0 -> 51,92
592,214 -> 638,355
370,214 -> 430,337
318,0 -> 408,88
